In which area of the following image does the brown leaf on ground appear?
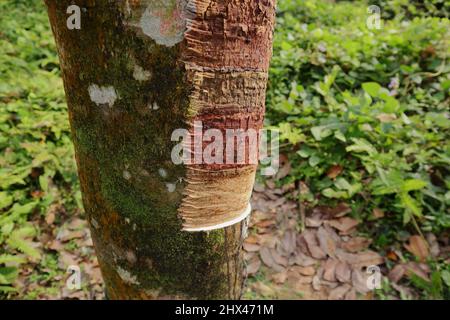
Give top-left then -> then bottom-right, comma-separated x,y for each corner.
271,248 -> 289,267
302,230 -> 327,260
57,229 -> 85,242
326,165 -> 343,180
245,235 -> 260,244
329,284 -> 351,300
335,249 -> 384,268
243,242 -> 261,252
404,262 -> 430,282
327,217 -> 359,233
386,251 -> 399,261
404,235 -> 429,261
280,230 -> 297,256
341,237 -> 372,253
388,264 -> 406,283
293,250 -> 317,267
372,208 -> 385,219
317,226 -> 337,257
352,269 -> 371,295
322,259 -> 339,282
260,247 -> 284,272
58,252 -> 78,269
335,261 -> 352,283
312,275 -> 321,291
292,266 -> 316,276
246,258 -> 261,276
329,203 -> 352,218
68,218 -> 86,230
305,213 -> 324,228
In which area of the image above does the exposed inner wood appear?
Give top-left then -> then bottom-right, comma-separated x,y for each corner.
179,0 -> 276,230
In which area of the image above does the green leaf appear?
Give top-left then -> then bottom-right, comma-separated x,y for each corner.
441,270 -> 450,287
346,138 -> 377,156
0,192 -> 13,209
0,267 -> 18,285
362,82 -> 381,97
402,179 -> 427,192
400,192 -> 423,219
0,254 -> 26,265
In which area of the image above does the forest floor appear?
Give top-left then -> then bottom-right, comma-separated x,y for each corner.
12,179 -> 448,300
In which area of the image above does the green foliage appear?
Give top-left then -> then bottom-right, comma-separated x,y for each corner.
0,0 -> 449,299
0,0 -> 80,295
267,0 -> 449,233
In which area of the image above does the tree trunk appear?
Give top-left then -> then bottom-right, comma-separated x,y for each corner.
45,0 -> 276,299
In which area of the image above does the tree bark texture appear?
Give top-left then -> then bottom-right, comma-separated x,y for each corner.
45,0 -> 276,299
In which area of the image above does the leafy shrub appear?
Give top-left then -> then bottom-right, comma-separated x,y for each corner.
267,0 -> 450,240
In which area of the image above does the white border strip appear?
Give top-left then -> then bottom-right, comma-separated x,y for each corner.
183,203 -> 252,232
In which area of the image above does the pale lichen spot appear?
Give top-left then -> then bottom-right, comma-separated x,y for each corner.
123,170 -> 131,180
88,84 -> 117,107
158,168 -> 168,178
166,183 -> 176,193
91,218 -> 99,229
126,250 -> 137,265
139,1 -> 188,47
151,102 -> 160,110
116,266 -> 140,285
133,65 -> 152,81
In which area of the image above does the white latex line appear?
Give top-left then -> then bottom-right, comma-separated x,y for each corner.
183,203 -> 252,232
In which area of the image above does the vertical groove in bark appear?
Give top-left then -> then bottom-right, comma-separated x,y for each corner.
45,0 -> 275,299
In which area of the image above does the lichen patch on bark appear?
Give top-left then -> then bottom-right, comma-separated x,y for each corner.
125,0 -> 193,47
88,84 -> 118,107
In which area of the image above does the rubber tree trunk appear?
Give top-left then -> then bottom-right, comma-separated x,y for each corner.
45,0 -> 276,299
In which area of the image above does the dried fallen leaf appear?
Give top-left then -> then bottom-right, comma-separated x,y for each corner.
327,217 -> 359,233
302,230 -> 327,260
335,261 -> 352,283
335,249 -> 384,268
305,213 -> 324,228
352,269 -> 371,295
341,237 -> 372,253
372,208 -> 385,219
243,242 -> 261,252
317,226 -> 337,257
326,165 -> 343,180
328,284 -> 351,300
280,230 -> 297,256
292,266 -> 316,276
388,264 -> 406,283
260,247 -> 284,272
404,262 -> 430,282
404,235 -> 429,262
322,259 -> 339,282
293,250 -> 317,267
271,248 -> 288,267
